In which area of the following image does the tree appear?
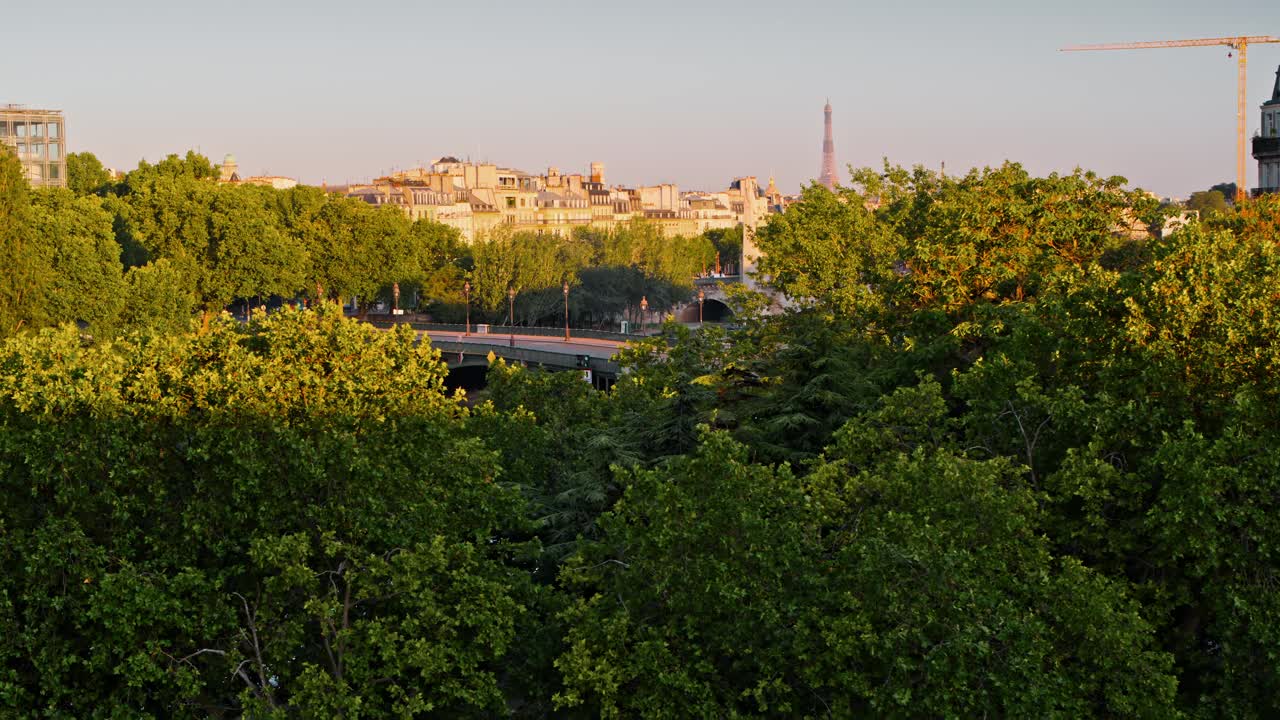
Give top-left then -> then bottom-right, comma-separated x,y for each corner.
27,188 -> 126,336
701,226 -> 742,271
306,197 -> 412,312
112,164 -> 308,316
755,181 -> 904,321
125,150 -> 218,184
404,218 -> 467,312
119,259 -> 198,335
204,184 -> 308,312
0,144 -> 52,338
66,151 -> 112,195
0,308 -> 531,716
1208,181 -> 1237,200
555,427 -> 1177,718
1187,189 -> 1229,216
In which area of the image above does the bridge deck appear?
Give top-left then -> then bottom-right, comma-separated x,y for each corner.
421,330 -> 623,375
366,320 -> 644,374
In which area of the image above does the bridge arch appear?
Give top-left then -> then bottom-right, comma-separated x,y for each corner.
444,364 -> 490,393
702,298 -> 734,323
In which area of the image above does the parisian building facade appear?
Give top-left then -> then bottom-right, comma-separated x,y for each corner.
1254,65 -> 1280,196
344,158 -> 790,245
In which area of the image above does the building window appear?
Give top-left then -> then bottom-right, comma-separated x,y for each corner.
48,123 -> 59,139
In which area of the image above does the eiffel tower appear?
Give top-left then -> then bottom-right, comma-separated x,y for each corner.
819,99 -> 837,189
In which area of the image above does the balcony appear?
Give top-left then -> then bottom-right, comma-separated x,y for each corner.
1254,135 -> 1280,157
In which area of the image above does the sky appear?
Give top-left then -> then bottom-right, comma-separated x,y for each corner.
4,0 -> 1279,197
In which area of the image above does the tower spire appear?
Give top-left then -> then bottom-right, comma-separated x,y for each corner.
819,99 -> 837,189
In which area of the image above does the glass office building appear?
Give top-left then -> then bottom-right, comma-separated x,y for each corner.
0,105 -> 66,188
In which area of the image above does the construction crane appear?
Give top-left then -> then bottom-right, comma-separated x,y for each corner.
1062,36 -> 1280,202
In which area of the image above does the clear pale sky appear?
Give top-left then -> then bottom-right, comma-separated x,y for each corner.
5,0 -> 1278,197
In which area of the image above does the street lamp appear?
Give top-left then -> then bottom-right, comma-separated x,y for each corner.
563,280 -> 571,342
508,285 -> 516,348
639,295 -> 648,336
463,280 -> 471,336
697,288 -> 705,325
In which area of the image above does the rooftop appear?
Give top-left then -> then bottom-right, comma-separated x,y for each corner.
0,105 -> 63,115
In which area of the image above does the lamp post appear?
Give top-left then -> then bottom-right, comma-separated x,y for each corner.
697,288 -> 705,325
563,280 -> 571,341
463,280 -> 471,336
508,285 -> 516,348
639,295 -> 648,336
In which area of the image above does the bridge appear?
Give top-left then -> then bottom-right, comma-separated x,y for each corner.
367,320 -> 629,390
673,275 -> 741,324
367,277 -> 757,390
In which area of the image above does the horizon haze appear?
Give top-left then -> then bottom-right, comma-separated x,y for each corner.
4,0 -> 1279,197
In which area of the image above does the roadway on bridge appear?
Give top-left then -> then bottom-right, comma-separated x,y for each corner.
419,330 -> 631,360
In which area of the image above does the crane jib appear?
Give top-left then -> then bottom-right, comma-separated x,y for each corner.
1061,35 -> 1280,202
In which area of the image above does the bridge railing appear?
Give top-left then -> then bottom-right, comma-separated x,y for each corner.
364,318 -> 639,342
694,275 -> 742,286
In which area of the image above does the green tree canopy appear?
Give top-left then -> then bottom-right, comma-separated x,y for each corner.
555,427 -> 1176,718
1187,189 -> 1229,216
0,144 -> 51,338
65,151 -> 113,195
28,188 -> 125,335
0,308 -> 531,716
119,259 -> 198,335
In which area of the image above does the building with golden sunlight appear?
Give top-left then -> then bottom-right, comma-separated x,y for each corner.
345,157 -> 769,242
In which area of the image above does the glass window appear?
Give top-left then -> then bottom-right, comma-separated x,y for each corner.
48,122 -> 59,139
0,121 -> 7,137
32,143 -> 45,159
47,163 -> 60,180
30,123 -> 43,138
49,144 -> 61,160
15,122 -> 27,138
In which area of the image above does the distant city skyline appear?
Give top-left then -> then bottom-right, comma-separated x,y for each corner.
4,0 -> 1279,197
